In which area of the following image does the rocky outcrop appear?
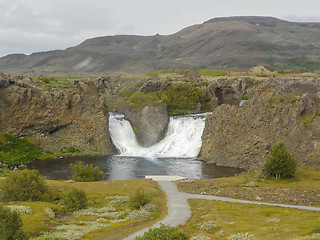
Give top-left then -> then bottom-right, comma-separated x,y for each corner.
124,103 -> 169,147
102,94 -> 169,147
200,77 -> 320,172
0,73 -> 117,155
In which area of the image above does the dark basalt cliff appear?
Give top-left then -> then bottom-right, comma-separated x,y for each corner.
0,73 -> 117,155
200,77 -> 320,172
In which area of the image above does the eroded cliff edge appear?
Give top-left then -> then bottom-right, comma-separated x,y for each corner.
200,77 -> 320,172
0,73 -> 117,155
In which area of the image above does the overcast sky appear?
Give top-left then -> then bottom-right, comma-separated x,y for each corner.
1,0 -> 320,57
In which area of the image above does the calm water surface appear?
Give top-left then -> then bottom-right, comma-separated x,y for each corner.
28,155 -> 242,181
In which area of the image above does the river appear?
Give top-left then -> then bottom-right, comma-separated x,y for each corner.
28,113 -> 242,180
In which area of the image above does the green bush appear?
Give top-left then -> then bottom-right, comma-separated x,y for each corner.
67,147 -> 79,153
264,141 -> 296,179
116,87 -> 137,99
135,223 -> 187,240
0,134 -> 41,167
130,188 -> 150,210
310,224 -> 320,234
61,187 -> 88,212
156,84 -> 211,114
0,205 -> 29,240
128,92 -> 162,110
1,169 -> 51,202
70,161 -> 104,182
241,95 -> 249,100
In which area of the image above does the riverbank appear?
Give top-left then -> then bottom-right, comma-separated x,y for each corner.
176,166 -> 320,207
1,166 -> 319,239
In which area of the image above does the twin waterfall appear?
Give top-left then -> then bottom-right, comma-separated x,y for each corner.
109,113 -> 209,159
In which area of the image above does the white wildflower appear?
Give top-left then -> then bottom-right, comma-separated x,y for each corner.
199,220 -> 217,231
227,232 -> 257,240
266,218 -> 280,223
190,234 -> 212,240
7,205 -> 32,215
45,207 -> 55,218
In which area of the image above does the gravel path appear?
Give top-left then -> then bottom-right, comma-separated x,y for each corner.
123,177 -> 320,240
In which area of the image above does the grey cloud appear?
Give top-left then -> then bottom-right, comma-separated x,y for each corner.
1,0 -> 320,57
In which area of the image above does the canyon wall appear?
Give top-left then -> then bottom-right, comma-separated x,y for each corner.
0,73 -> 117,155
200,78 -> 320,172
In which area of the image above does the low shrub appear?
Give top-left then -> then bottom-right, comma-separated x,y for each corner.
67,147 -> 79,153
1,169 -> 52,202
128,92 -> 162,110
61,188 -> 88,212
0,205 -> 29,240
116,87 -> 137,99
129,188 -> 150,210
135,223 -> 187,240
311,224 -> 320,234
241,95 -> 249,100
70,161 -> 104,182
156,84 -> 211,114
264,141 -> 296,179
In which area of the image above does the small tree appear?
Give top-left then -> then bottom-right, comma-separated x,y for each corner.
61,188 -> 88,212
129,188 -> 150,210
264,141 -> 296,179
70,161 -> 104,182
1,169 -> 51,202
0,205 -> 29,240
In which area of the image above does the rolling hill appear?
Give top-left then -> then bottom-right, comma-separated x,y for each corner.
1,16 -> 320,73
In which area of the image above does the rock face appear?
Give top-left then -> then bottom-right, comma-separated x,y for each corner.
0,73 -> 117,155
124,104 -> 169,147
102,93 -> 169,147
200,77 -> 320,172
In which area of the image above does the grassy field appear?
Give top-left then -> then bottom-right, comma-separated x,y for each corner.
178,166 -> 320,240
182,199 -> 320,240
0,179 -> 166,240
0,166 -> 319,239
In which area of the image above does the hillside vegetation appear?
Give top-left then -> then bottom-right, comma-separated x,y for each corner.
1,16 -> 320,73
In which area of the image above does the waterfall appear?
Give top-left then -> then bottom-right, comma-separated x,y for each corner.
109,112 -> 209,158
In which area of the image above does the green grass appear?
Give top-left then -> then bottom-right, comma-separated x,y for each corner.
145,70 -> 175,77
0,179 -> 166,239
299,115 -> 315,127
183,199 -> 320,240
198,70 -> 227,76
0,134 -> 41,168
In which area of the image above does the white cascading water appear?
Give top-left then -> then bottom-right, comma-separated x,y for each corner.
109,112 -> 209,158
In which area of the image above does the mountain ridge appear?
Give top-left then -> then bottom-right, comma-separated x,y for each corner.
1,16 -> 320,73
